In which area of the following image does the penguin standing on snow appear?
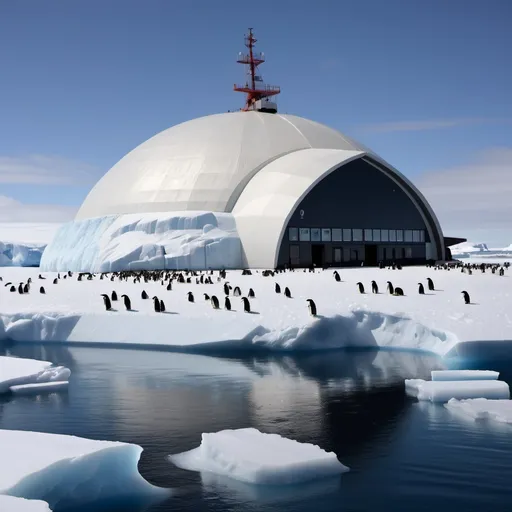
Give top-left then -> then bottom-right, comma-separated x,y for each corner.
152,296 -> 161,313
356,282 -> 365,294
225,296 -> 231,311
18,283 -> 24,294
333,271 -> 341,282
159,299 -> 165,312
242,297 -> 251,313
9,285 -> 15,292
233,286 -> 241,297
248,288 -> 255,298
427,277 -> 435,291
40,286 -> 46,294
187,291 -> 194,303
211,295 -> 220,309
204,293 -> 210,301
121,294 -> 131,311
53,278 -> 58,284
306,298 -> 317,317
141,290 -> 149,299
418,283 -> 425,295
371,281 -> 378,294
461,290 -> 471,304
223,282 -> 231,295
111,290 -> 118,301
166,281 -> 172,291
23,283 -> 30,293
394,287 -> 404,296
284,286 -> 292,298
101,294 -> 113,311
387,281 -> 394,295
275,283 -> 281,294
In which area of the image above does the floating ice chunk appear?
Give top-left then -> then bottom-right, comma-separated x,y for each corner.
0,430 -> 168,510
445,398 -> 512,424
9,381 -> 69,395
169,428 -> 348,485
405,379 -> 510,402
431,370 -> 499,381
0,495 -> 51,511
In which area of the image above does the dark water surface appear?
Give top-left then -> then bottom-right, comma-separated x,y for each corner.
1,344 -> 512,512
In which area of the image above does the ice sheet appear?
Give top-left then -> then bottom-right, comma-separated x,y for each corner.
9,381 -> 69,395
169,428 -> 349,485
444,397 -> 512,424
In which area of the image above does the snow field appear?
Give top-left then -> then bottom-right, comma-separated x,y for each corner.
169,428 -> 349,485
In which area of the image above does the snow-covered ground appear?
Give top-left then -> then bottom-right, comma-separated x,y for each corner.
0,264 -> 510,356
0,430 -> 168,511
0,355 -> 70,394
169,428 -> 349,485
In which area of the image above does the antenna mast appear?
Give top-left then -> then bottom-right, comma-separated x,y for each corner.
233,28 -> 280,113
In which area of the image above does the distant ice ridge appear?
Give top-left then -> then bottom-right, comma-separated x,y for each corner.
451,240 -> 512,258
40,211 -> 242,272
0,241 -> 46,267
0,430 -> 168,511
169,428 -> 349,485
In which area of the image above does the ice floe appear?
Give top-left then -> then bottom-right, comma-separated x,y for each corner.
444,397 -> 512,424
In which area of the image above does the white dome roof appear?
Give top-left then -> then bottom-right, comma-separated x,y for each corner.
76,111 -> 367,220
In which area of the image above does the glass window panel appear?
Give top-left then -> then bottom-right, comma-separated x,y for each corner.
413,230 -> 421,242
364,229 -> 372,241
420,230 -> 425,242
332,228 -> 342,242
389,229 -> 397,242
404,230 -> 413,242
405,247 -> 413,258
333,247 -> 342,263
342,229 -> 352,242
396,229 -> 403,242
373,229 -> 381,242
350,249 -> 359,261
381,229 -> 389,242
343,248 -> 351,262
311,228 -> 321,242
386,247 -> 394,260
289,227 -> 298,242
321,228 -> 331,242
299,228 -> 310,242
352,229 -> 363,242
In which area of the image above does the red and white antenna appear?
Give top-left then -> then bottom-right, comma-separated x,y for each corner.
233,28 -> 280,112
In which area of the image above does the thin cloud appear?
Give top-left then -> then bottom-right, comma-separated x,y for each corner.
0,154 -> 100,185
0,195 -> 77,223
360,118 -> 510,133
416,147 -> 512,246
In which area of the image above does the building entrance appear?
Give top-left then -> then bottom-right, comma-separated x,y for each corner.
311,244 -> 325,267
365,244 -> 378,266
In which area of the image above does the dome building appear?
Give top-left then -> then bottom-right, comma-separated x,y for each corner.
42,30 -> 449,272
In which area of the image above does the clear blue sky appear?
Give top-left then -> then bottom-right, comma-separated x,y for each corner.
0,0 -> 510,244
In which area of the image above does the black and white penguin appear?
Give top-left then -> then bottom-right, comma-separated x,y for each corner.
242,297 -> 251,313
223,282 -> 230,295
204,293 -> 210,301
248,288 -> 255,298
211,295 -> 220,309
233,286 -> 241,297
394,287 -> 404,296
225,296 -> 231,311
159,299 -> 165,312
121,294 -> 131,311
101,294 -> 112,311
111,290 -> 118,301
153,296 -> 161,313
371,281 -> 378,294
333,271 -> 341,282
418,283 -> 425,295
284,286 -> 292,298
499,268 -> 505,276
53,278 -> 58,284
387,281 -> 394,295
38,274 -> 46,280
9,285 -> 15,292
356,282 -> 365,294
306,298 -> 317,317
18,283 -> 24,294
275,283 -> 281,294
23,283 -> 30,293
187,291 -> 194,303
461,290 -> 471,304
40,286 -> 46,294
427,277 -> 434,291
166,281 -> 172,291
141,290 -> 149,299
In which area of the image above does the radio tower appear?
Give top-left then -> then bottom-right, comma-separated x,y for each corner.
233,28 -> 281,113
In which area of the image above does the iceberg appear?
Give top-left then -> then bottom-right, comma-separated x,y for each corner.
444,398 -> 512,424
431,370 -> 499,381
0,241 -> 46,267
169,427 -> 349,485
0,430 -> 168,511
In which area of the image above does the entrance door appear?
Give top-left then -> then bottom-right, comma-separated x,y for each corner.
311,244 -> 325,267
289,244 -> 300,267
365,244 -> 378,266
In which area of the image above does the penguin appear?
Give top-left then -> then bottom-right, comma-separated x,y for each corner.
40,286 -> 46,294
204,293 -> 210,301
394,287 -> 404,296
166,281 -> 172,291
159,299 -> 165,312
223,282 -> 230,295
9,285 -> 15,292
418,282 -> 425,295
121,294 -> 131,311
18,283 -> 24,294
284,286 -> 292,298
306,298 -> 317,317
333,270 -> 341,282
242,296 -> 251,313
356,282 -> 365,294
23,283 -> 30,293
111,290 -> 118,301
371,281 -> 378,294
53,278 -> 58,284
187,291 -> 194,303
275,283 -> 281,294
225,296 -> 232,311
499,268 -> 505,276
153,296 -> 161,313
38,274 -> 46,280
461,290 -> 471,304
141,290 -> 149,299
211,295 -> 220,309
427,277 -> 434,291
233,286 -> 241,297
101,294 -> 112,311
248,288 -> 255,298
387,281 -> 394,295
